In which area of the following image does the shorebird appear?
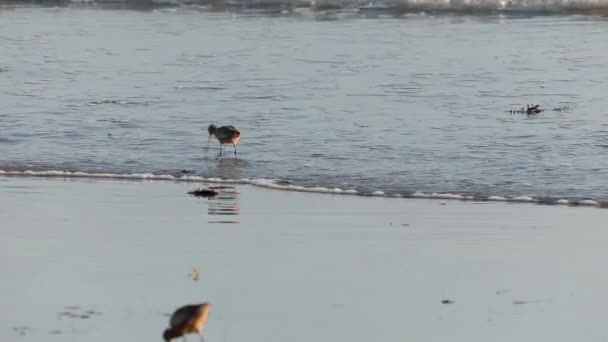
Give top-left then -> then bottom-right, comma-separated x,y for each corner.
163,303 -> 211,342
208,124 -> 241,157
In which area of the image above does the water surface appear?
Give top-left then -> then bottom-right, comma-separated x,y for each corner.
1,5 -> 608,203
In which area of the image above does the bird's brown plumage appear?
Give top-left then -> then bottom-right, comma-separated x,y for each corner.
208,124 -> 240,157
163,303 -> 211,342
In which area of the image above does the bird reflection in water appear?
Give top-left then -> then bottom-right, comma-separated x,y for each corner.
206,185 -> 240,224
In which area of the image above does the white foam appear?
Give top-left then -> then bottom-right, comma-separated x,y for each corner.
0,170 -> 363,196
488,196 -> 506,201
579,200 -> 598,206
430,193 -> 464,200
412,192 -> 430,198
0,169 -> 603,209
248,178 -> 357,195
511,196 -> 535,202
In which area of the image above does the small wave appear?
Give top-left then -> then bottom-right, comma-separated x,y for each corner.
21,0 -> 608,16
1,169 -> 607,209
174,85 -> 227,91
0,137 -> 18,144
8,91 -> 41,98
232,94 -> 286,100
88,99 -> 150,106
294,59 -> 348,64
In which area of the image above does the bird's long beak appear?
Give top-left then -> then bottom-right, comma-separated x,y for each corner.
207,134 -> 213,143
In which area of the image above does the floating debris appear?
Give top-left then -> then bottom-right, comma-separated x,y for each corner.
509,104 -> 573,115
49,329 -> 62,335
441,299 -> 454,304
90,99 -> 121,105
552,106 -> 573,112
512,300 -> 529,305
509,104 -> 543,115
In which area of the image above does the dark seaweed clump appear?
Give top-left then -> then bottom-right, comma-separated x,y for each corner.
188,188 -> 219,197
508,104 -> 573,115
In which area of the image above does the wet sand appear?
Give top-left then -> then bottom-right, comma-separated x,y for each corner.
1,176 -> 607,342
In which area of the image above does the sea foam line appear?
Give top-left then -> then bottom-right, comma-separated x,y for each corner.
0,169 -> 358,195
0,169 -> 604,208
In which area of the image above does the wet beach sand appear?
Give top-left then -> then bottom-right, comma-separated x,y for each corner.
1,176 -> 607,342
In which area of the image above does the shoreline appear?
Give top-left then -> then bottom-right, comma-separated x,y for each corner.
1,170 -> 607,209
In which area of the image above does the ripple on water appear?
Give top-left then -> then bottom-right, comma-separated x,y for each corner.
1,8 -> 608,204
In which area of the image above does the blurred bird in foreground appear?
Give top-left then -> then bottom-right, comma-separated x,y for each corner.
163,303 -> 211,342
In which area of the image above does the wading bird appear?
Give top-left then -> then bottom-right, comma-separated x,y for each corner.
208,124 -> 240,157
163,303 -> 211,342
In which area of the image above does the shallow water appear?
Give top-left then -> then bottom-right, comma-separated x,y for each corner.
1,5 -> 608,202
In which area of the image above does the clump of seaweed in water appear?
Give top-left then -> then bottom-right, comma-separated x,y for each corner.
508,104 -> 574,115
552,106 -> 573,112
508,104 -> 543,115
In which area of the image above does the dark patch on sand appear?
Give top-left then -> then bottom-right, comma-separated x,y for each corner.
188,188 -> 219,197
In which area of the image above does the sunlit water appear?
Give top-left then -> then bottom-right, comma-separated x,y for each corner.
1,4 -> 608,204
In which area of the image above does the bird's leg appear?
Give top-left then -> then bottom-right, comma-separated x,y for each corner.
199,333 -> 205,342
233,143 -> 237,158
217,143 -> 222,158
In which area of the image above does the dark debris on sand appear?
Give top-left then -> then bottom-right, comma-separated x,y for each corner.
188,188 -> 219,197
12,326 -> 31,336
